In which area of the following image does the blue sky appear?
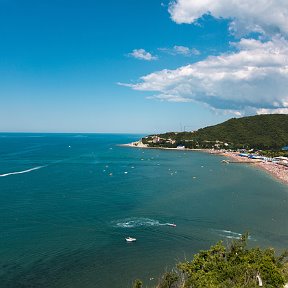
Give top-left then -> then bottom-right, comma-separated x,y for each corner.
1,0 -> 287,133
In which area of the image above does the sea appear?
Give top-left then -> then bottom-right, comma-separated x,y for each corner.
0,133 -> 287,288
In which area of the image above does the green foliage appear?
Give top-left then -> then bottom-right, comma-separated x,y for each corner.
177,234 -> 287,287
132,279 -> 143,288
157,272 -> 179,288
134,234 -> 288,288
143,114 -> 288,150
260,150 -> 288,158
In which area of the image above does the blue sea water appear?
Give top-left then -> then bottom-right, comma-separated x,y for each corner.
0,133 -> 287,288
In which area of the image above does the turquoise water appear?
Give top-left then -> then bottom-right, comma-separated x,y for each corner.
0,133 -> 287,288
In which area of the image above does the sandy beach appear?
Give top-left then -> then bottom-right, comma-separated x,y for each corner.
122,141 -> 288,186
211,151 -> 288,185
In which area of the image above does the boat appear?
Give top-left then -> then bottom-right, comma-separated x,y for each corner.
125,237 -> 136,242
167,223 -> 176,227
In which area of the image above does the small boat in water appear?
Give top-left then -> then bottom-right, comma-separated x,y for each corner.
125,237 -> 136,242
167,223 -> 176,227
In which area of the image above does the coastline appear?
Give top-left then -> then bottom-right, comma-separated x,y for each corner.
121,142 -> 288,186
119,142 -> 205,152
218,151 -> 288,186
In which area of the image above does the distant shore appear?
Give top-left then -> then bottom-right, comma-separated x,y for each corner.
121,141 -> 288,186
119,142 -> 204,151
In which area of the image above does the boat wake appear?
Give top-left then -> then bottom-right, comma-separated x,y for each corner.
0,166 -> 44,177
214,229 -> 253,240
113,217 -> 175,228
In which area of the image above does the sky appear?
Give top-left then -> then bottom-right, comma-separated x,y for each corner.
0,0 -> 287,133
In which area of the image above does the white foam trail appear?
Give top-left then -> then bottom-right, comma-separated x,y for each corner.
215,229 -> 253,240
0,166 -> 44,177
114,217 -> 172,228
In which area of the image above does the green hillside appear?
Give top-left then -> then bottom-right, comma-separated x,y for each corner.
142,114 -> 288,150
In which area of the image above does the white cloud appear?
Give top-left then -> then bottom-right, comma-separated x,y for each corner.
147,93 -> 192,103
122,37 -> 288,114
257,108 -> 288,114
168,0 -> 288,36
121,1 -> 288,116
128,49 -> 157,61
159,45 -> 200,56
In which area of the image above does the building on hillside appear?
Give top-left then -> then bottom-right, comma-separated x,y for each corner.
152,136 -> 160,144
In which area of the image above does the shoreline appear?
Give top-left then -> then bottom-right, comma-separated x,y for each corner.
121,142 -> 288,186
119,142 -> 206,152
218,151 -> 288,185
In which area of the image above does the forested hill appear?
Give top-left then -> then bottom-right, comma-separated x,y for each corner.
143,114 -> 288,150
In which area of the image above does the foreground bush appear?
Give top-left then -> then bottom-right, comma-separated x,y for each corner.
133,234 -> 288,288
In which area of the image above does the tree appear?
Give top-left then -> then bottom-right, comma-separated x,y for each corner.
133,234 -> 288,288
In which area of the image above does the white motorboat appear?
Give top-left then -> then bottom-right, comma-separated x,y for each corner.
125,237 -> 136,242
